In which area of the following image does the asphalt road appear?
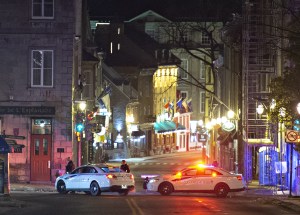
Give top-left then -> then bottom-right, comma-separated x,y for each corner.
1,151 -> 300,215
1,192 -> 299,215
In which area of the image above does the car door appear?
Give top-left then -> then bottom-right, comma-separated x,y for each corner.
195,168 -> 218,191
65,167 -> 83,189
78,167 -> 97,189
175,168 -> 198,191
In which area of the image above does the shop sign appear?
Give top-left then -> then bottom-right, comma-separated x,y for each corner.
0,106 -> 55,115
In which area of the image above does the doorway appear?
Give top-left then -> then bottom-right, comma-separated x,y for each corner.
30,135 -> 51,181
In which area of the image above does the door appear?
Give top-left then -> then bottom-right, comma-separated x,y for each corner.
31,135 -> 51,181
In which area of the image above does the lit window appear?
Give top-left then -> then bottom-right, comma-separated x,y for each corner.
31,50 -> 53,87
110,42 -> 113,53
32,0 -> 54,19
118,43 -> 120,50
117,28 -> 120,34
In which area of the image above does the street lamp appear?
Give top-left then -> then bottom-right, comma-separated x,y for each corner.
256,104 -> 264,115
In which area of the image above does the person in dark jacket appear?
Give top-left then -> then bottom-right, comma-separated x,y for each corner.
66,157 -> 75,173
120,160 -> 130,173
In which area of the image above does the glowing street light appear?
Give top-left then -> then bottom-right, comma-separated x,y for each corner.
256,104 -> 264,115
79,102 -> 86,111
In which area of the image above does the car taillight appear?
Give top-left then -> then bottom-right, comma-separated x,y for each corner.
106,174 -> 117,179
130,174 -> 134,179
236,175 -> 242,180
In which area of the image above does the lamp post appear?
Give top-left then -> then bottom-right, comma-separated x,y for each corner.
278,107 -> 286,191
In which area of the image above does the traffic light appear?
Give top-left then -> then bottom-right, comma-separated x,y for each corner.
76,123 -> 84,132
293,119 -> 300,131
75,111 -> 85,133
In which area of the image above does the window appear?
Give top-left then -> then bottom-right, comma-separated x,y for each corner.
180,91 -> 188,100
201,32 -> 210,45
200,60 -> 205,79
183,169 -> 197,176
146,28 -> 155,39
180,59 -> 188,79
258,73 -> 270,92
31,50 -> 53,87
200,91 -> 205,113
182,31 -> 190,42
32,0 -> 54,19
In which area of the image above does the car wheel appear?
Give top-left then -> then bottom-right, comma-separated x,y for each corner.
57,180 -> 68,194
90,181 -> 101,196
118,190 -> 129,196
215,183 -> 229,198
158,182 -> 173,195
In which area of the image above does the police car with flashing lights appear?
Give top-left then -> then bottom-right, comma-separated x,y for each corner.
55,164 -> 135,196
146,164 -> 245,197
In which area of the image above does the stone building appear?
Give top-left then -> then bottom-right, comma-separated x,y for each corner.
0,0 -> 76,183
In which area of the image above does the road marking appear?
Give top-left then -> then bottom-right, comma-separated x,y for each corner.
126,198 -> 144,215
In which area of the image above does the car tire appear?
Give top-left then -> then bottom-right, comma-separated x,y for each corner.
214,183 -> 229,198
158,182 -> 173,195
57,180 -> 68,194
90,181 -> 101,196
118,190 -> 129,196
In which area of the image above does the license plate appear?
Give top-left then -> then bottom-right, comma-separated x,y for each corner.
121,185 -> 127,189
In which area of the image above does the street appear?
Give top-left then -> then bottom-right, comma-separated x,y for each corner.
1,192 -> 299,215
1,151 -> 300,215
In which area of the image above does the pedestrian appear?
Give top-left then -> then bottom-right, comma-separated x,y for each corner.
66,157 -> 75,173
143,177 -> 149,190
120,159 -> 130,173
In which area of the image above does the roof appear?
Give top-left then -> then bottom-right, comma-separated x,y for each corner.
125,10 -> 171,23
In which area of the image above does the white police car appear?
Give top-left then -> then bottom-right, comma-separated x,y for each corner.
146,164 -> 245,197
55,164 -> 135,196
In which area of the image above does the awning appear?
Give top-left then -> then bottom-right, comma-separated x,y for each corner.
154,121 -> 186,133
0,136 -> 11,154
131,130 -> 145,137
5,139 -> 25,153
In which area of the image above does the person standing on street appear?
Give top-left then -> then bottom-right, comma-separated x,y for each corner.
120,160 -> 130,173
66,157 -> 75,173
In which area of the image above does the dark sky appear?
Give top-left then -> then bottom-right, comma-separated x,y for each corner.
87,0 -> 242,21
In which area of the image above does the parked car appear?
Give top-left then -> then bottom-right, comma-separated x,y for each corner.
146,164 -> 245,197
55,164 -> 135,196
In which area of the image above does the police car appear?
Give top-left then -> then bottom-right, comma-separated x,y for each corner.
146,164 -> 245,197
55,164 -> 135,196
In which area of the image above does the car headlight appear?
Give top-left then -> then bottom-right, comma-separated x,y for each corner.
149,178 -> 160,183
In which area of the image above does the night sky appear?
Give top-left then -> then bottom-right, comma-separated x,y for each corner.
87,0 -> 242,21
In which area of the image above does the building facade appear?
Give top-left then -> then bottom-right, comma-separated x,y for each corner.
0,0 -> 76,182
